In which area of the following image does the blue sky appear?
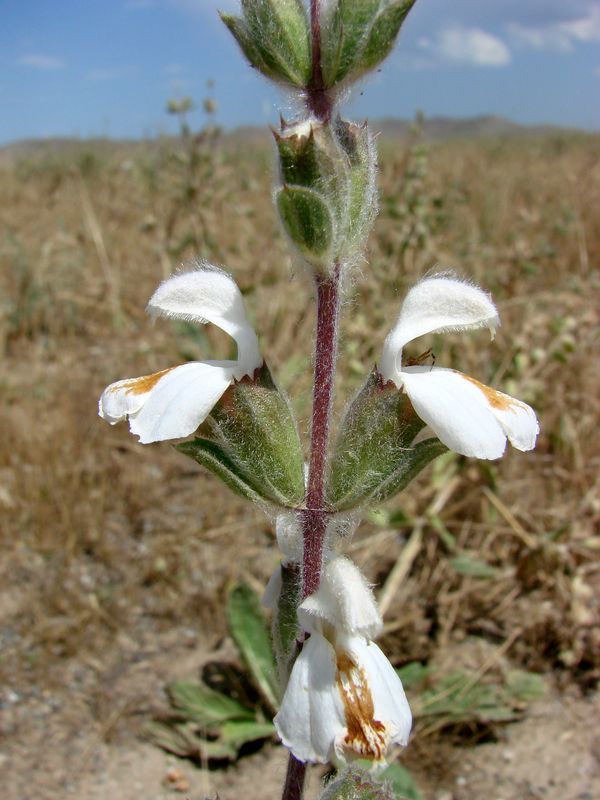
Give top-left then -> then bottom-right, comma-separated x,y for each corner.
2,0 -> 599,144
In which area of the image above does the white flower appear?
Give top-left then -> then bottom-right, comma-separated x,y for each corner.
379,275 -> 539,459
273,557 -> 411,765
99,267 -> 262,443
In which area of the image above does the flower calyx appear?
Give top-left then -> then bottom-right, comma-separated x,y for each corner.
327,367 -> 447,511
274,117 -> 377,275
99,267 -> 305,508
320,0 -> 416,90
221,0 -> 311,89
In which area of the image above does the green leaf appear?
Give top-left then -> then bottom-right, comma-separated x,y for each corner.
416,672 -> 517,726
146,720 -> 238,760
395,662 -> 432,690
220,14 -> 271,77
361,2 -> 415,71
227,583 -> 280,712
220,718 -> 275,748
146,720 -> 202,758
324,0 -> 381,85
208,364 -> 306,507
380,763 -> 423,800
505,669 -> 546,702
176,437 -> 267,505
276,185 -> 334,265
327,368 -> 446,509
320,767 -> 395,800
449,554 -> 498,579
166,680 -> 255,726
180,364 -> 306,508
271,564 -> 301,674
241,0 -> 311,87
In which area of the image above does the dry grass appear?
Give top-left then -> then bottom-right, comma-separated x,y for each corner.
1,130 -> 599,755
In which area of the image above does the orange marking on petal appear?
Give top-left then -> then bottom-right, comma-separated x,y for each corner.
336,650 -> 388,761
460,374 -> 523,412
115,367 -> 176,396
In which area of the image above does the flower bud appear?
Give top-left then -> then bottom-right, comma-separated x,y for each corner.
221,0 -> 311,89
274,118 -> 377,274
320,0 -> 416,89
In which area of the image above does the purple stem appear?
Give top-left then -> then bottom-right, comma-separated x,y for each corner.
307,0 -> 333,122
281,7 -> 342,800
302,265 -> 341,598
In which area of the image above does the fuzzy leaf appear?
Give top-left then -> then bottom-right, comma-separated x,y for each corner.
241,0 -> 311,86
227,583 -> 279,712
272,564 -> 301,677
327,368 -> 446,509
166,680 -> 254,726
379,763 -> 423,800
220,14 -> 271,76
361,2 -> 415,71
320,767 -> 395,800
321,0 -> 415,87
276,185 -> 334,265
176,436 -> 267,505
181,364 -> 305,508
208,364 -> 305,507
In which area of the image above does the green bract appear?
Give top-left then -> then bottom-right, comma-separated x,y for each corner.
274,118 -> 377,273
326,368 -> 447,510
321,0 -> 416,88
178,364 -> 305,508
319,768 -> 394,800
221,0 -> 311,88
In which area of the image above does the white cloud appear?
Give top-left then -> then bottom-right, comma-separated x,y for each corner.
419,27 -> 511,67
18,53 -> 65,70
165,63 -> 184,76
508,6 -> 600,52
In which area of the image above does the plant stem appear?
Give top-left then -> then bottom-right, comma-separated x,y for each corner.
281,7 -> 341,800
302,263 -> 341,598
307,0 -> 332,121
282,753 -> 307,800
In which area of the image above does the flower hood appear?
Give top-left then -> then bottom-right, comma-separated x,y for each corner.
99,267 -> 262,443
379,275 -> 539,459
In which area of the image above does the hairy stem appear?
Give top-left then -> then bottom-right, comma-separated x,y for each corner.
307,0 -> 332,121
282,7 -> 341,800
303,263 -> 341,597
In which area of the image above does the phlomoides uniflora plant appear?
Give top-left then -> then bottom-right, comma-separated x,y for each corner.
98,2 -> 539,799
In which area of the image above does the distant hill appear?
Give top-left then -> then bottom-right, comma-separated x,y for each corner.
0,115 -> 592,163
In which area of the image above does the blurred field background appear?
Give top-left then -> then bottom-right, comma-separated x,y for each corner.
1,119 -> 599,798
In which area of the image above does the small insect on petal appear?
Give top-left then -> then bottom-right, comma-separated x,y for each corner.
335,651 -> 389,761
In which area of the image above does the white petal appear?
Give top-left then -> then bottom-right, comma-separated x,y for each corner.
274,633 -> 344,764
99,361 -> 233,444
298,557 -> 382,639
337,634 -> 412,752
333,632 -> 410,762
463,375 -> 539,452
400,367 -> 507,458
261,565 -> 282,611
401,367 -> 538,459
147,268 -> 262,378
380,276 -> 499,387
